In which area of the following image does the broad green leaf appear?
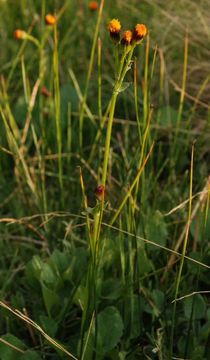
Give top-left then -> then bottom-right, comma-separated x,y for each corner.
184,294 -> 206,320
136,246 -> 153,275
63,248 -> 87,283
39,315 -> 58,338
199,321 -> 210,341
145,210 -> 168,250
73,285 -> 87,308
101,279 -> 122,300
50,250 -> 70,274
0,334 -> 25,360
20,351 -> 42,360
96,306 -> 124,354
26,256 -> 44,284
40,263 -> 57,287
41,283 -> 60,315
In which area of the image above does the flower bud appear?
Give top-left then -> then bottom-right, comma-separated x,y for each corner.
41,86 -> 51,98
121,30 -> 133,46
45,14 -> 57,26
94,185 -> 105,201
88,1 -> 98,11
14,29 -> 27,40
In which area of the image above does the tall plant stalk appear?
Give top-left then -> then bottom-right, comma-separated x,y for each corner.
53,23 -> 63,196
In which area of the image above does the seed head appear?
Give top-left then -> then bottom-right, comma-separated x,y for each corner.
14,29 -> 27,40
88,1 -> 98,11
133,24 -> 147,42
94,185 -> 105,201
45,14 -> 57,26
121,30 -> 133,46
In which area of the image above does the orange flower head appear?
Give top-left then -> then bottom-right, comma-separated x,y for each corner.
121,30 -> 133,46
94,185 -> 105,201
14,29 -> 27,40
109,19 -> 121,34
45,14 -> 57,26
108,19 -> 121,42
133,24 -> 147,42
88,1 -> 98,11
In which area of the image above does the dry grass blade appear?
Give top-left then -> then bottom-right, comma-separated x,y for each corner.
164,188 -> 209,216
172,290 -> 210,303
161,176 -> 210,282
0,217 -> 47,243
68,68 -> 95,124
103,223 -> 210,271
0,301 -> 78,360
21,78 -> 41,146
110,141 -> 155,225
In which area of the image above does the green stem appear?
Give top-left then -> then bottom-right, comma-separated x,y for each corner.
102,48 -> 134,186
170,142 -> 194,356
79,0 -> 105,151
53,23 -> 63,196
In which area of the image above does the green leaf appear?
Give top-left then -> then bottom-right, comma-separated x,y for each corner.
96,306 -> 124,354
152,289 -> 165,313
73,285 -> 87,308
26,256 -> 44,284
50,250 -> 70,274
0,334 -> 25,360
184,294 -> 206,320
129,295 -> 144,339
191,346 -> 205,360
145,210 -> 168,250
39,315 -> 58,338
40,263 -> 57,287
199,321 -> 210,341
60,83 -> 79,113
41,283 -> 60,315
63,248 -> 87,283
20,351 -> 42,360
101,279 -> 122,300
158,106 -> 178,126
136,246 -> 153,275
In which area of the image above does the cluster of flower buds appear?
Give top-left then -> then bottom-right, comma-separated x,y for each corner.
109,19 -> 147,46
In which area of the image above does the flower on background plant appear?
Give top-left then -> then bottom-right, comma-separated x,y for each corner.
41,86 -> 51,98
108,19 -> 121,42
14,29 -> 27,40
45,14 -> 57,26
88,1 -> 98,11
121,30 -> 133,46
